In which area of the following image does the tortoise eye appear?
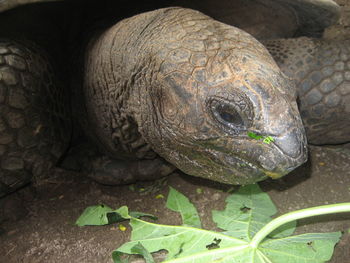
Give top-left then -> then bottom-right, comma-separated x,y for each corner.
210,100 -> 245,129
217,105 -> 243,125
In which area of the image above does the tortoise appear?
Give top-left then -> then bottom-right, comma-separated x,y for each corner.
0,0 -> 348,200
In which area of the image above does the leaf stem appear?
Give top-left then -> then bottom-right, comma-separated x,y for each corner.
250,203 -> 350,248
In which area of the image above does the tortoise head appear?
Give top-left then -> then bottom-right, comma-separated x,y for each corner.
132,9 -> 307,185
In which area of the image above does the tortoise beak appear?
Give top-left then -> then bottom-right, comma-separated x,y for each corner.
259,127 -> 308,179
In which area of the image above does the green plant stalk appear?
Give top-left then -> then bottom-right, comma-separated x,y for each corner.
250,203 -> 350,248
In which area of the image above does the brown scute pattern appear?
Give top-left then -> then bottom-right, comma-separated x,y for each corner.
0,40 -> 71,197
265,38 -> 350,144
84,7 -> 307,185
156,17 -> 270,82
82,10 -> 211,180
153,10 -> 267,135
149,9 -> 272,128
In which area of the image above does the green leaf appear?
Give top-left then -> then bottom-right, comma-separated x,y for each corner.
75,205 -> 155,226
268,221 -> 297,238
115,206 -> 131,219
166,187 -> 201,228
112,251 -> 130,263
212,184 -> 294,241
112,187 -> 346,263
260,232 -> 341,262
130,212 -> 158,221
114,218 -> 248,261
114,218 -> 340,263
75,204 -> 115,226
131,242 -> 155,263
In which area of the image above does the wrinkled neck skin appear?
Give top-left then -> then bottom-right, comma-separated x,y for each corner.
84,7 -> 308,185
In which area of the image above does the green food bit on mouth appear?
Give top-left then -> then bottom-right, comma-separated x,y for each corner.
263,136 -> 274,144
248,131 -> 263,140
248,132 -> 274,144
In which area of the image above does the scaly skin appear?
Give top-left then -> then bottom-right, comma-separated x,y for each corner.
83,7 -> 307,185
0,1 -> 343,218
0,39 -> 71,197
265,38 -> 350,145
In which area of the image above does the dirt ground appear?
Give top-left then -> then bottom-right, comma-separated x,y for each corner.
1,146 -> 350,263
1,1 -> 350,263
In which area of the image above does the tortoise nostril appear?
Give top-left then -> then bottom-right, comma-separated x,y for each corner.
258,155 -> 277,171
257,128 -> 308,176
273,128 -> 306,159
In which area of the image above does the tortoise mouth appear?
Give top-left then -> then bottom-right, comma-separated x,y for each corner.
214,151 -> 293,180
207,147 -> 297,183
207,150 -> 268,184
223,154 -> 260,171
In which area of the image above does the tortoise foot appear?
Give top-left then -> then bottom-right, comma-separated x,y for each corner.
88,157 -> 176,185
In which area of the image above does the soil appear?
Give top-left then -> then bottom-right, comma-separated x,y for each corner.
1,1 -> 350,263
1,146 -> 350,263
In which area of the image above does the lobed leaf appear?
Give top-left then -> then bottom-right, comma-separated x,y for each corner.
260,232 -> 341,262
75,205 -> 154,226
130,243 -> 155,263
114,218 -> 247,261
166,187 -> 201,228
112,186 -> 343,263
76,204 -> 116,226
212,184 -> 295,241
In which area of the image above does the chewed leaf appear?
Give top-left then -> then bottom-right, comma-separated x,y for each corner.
212,184 -> 282,241
166,187 -> 201,228
114,217 -> 341,263
75,205 -> 154,226
260,232 -> 341,262
114,218 -> 248,262
130,211 -> 158,221
112,186 -> 347,263
131,243 -> 155,263
75,204 -> 115,226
